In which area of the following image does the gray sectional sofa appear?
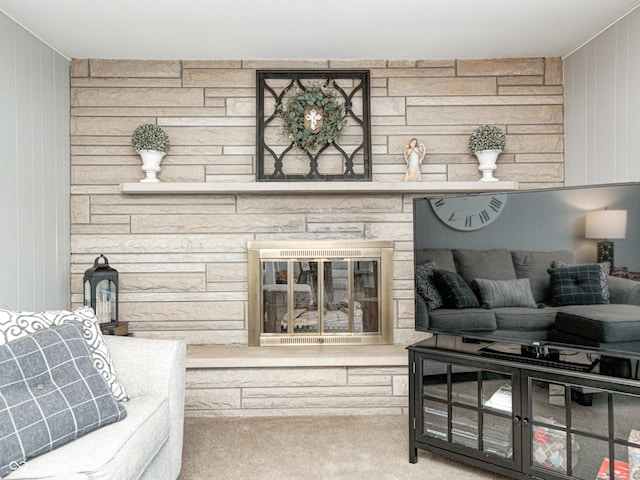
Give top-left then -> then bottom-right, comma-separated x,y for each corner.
415,248 -> 640,351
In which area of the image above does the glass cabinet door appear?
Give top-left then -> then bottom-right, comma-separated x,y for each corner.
526,374 -> 640,480
418,355 -> 519,469
422,359 -> 449,441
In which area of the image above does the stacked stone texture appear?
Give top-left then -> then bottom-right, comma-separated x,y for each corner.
70,58 -> 563,415
70,57 -> 563,345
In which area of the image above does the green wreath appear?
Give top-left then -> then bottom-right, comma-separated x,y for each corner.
277,83 -> 347,153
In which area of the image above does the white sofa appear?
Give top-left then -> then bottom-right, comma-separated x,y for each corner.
4,336 -> 186,480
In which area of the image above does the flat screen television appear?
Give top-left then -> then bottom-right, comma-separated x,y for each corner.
413,181 -> 640,356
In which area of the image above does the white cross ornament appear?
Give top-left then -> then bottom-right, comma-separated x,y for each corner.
304,108 -> 323,132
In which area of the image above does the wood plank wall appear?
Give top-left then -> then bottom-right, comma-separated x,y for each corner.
0,12 -> 70,311
564,6 -> 640,185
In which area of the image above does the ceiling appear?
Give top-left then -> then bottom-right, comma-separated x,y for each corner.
1,0 -> 640,61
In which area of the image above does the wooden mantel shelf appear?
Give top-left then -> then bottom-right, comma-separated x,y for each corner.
120,181 -> 518,195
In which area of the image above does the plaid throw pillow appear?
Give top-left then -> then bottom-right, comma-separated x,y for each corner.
433,270 -> 480,309
0,307 -> 129,401
0,322 -> 127,477
551,260 -> 610,303
547,264 -> 606,306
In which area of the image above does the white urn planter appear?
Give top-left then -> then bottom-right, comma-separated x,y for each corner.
137,149 -> 166,183
474,149 -> 501,182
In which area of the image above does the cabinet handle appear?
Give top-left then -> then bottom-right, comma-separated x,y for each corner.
513,416 -> 530,426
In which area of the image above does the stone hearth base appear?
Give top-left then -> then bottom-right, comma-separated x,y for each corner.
185,345 -> 408,417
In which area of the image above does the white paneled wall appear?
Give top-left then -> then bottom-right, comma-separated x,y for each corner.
0,12 -> 70,310
564,6 -> 640,185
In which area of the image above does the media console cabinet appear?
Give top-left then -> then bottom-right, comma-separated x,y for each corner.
408,335 -> 640,480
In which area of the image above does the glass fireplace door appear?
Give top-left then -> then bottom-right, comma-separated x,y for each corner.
261,260 -> 315,335
354,260 -> 379,334
261,258 -> 380,337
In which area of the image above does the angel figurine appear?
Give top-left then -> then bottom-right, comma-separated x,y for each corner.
403,137 -> 426,182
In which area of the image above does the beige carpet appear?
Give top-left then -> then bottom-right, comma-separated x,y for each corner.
179,414 -> 508,480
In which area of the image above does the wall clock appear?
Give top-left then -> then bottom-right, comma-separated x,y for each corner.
429,194 -> 507,231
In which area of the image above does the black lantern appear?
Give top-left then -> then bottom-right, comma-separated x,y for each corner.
84,255 -> 119,325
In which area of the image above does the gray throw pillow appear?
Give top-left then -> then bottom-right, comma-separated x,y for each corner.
415,261 -> 443,311
547,264 -> 606,306
433,270 -> 480,309
471,278 -> 537,308
551,260 -> 610,303
0,307 -> 129,401
0,322 -> 127,477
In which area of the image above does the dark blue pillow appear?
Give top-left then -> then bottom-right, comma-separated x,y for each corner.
433,270 -> 480,309
547,264 -> 606,306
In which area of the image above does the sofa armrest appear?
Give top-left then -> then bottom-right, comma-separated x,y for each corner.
104,336 -> 186,398
104,336 -> 186,479
608,275 -> 640,306
415,295 -> 430,330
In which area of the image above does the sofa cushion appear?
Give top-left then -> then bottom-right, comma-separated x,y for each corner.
549,331 -> 640,351
428,308 -> 497,332
552,260 -> 610,303
511,250 -> 574,304
5,395 -> 168,480
453,249 -> 516,284
0,323 -> 127,478
471,278 -> 537,309
494,306 -> 559,331
433,270 -> 480,309
0,307 -> 129,401
547,264 -> 606,306
415,248 -> 456,272
415,261 -> 443,311
554,304 -> 640,343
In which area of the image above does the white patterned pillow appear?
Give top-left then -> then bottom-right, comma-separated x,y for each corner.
415,260 -> 443,311
0,306 -> 129,401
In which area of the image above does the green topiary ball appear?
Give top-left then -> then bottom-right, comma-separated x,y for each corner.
468,125 -> 506,153
132,124 -> 170,153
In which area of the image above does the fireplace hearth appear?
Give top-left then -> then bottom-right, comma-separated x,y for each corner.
247,241 -> 393,346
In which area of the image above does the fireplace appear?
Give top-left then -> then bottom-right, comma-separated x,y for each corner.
247,241 -> 393,346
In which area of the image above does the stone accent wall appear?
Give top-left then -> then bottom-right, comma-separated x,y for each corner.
186,363 -> 407,417
69,58 -> 564,347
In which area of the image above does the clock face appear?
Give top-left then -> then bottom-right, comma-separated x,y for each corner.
429,194 -> 507,231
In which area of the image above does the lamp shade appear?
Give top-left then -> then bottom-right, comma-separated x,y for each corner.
585,209 -> 627,239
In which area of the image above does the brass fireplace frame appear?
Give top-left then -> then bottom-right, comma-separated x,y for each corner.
247,241 -> 394,346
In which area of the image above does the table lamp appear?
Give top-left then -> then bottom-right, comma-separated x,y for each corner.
585,208 -> 627,267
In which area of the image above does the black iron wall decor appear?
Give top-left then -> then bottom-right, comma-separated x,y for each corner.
256,70 -> 371,181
